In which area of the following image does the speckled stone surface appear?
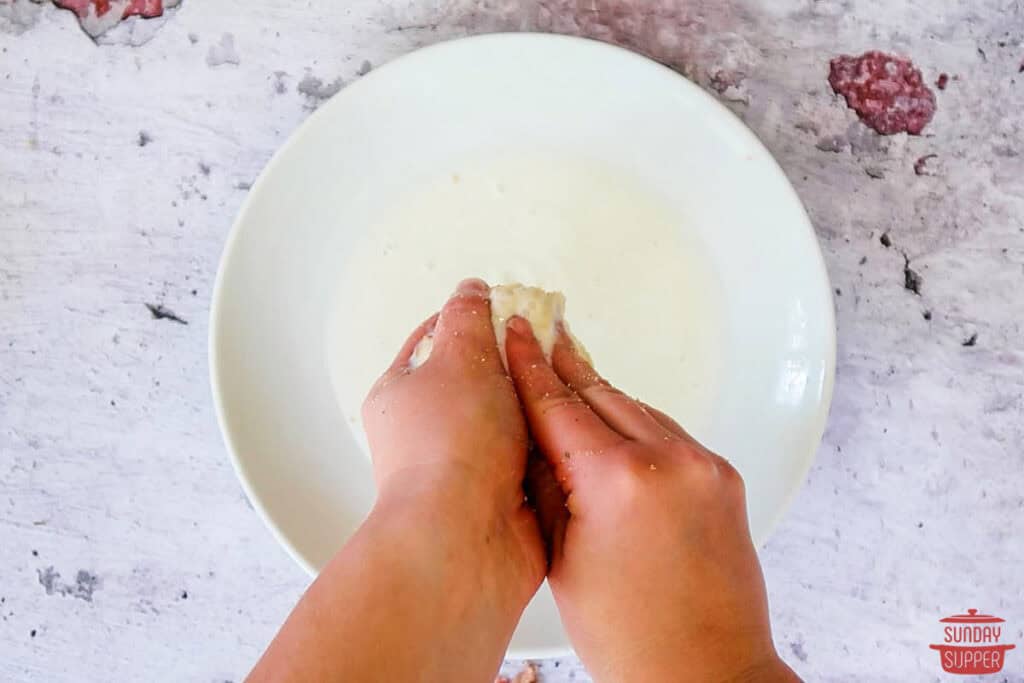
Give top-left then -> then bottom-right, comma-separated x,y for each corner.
1,1 -> 1022,681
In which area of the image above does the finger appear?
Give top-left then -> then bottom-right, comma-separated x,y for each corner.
639,402 -> 687,439
381,312 -> 440,379
523,449 -> 568,568
430,278 -> 504,373
707,450 -> 743,481
551,326 -> 673,442
639,402 -> 715,456
505,315 -> 623,491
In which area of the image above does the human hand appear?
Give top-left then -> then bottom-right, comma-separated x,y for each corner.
362,278 -> 546,616
249,279 -> 547,683
505,317 -> 800,682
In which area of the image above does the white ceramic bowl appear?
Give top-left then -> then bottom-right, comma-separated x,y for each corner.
210,33 -> 835,659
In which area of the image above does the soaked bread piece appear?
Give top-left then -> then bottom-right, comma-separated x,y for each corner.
410,283 -> 590,370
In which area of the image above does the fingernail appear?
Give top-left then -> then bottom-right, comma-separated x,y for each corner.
507,315 -> 532,337
454,278 -> 489,298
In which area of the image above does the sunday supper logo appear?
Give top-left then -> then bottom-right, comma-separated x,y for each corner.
929,609 -> 1016,675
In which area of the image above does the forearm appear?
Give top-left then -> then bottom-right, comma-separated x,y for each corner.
249,494 -> 525,682
573,617 -> 801,683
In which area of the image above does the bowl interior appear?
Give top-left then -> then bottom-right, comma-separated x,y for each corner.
211,33 -> 835,658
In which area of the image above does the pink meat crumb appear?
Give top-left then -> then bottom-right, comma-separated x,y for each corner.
828,51 -> 936,135
496,662 -> 538,683
913,153 -> 938,176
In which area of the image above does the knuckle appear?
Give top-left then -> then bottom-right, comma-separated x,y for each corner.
605,457 -> 656,506
585,380 -> 623,399
537,391 -> 587,416
692,451 -> 746,496
719,459 -> 746,493
670,441 -> 707,465
672,448 -> 727,493
442,294 -> 489,320
689,453 -> 723,483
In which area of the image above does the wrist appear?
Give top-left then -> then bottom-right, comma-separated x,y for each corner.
274,474 -> 532,683
372,469 -> 538,618
580,626 -> 794,683
730,654 -> 802,682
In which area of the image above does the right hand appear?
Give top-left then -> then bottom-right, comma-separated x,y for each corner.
505,316 -> 800,682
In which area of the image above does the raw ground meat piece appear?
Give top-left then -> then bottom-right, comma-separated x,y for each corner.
828,51 -> 936,135
52,0 -> 180,38
935,73 -> 949,90
53,0 -> 165,19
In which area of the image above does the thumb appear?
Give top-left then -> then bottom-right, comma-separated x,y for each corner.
429,278 -> 505,374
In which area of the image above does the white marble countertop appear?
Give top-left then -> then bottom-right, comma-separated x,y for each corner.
2,1 -> 1022,681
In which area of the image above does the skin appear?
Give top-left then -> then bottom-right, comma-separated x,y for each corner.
249,278 -> 800,682
249,279 -> 545,682
505,315 -> 800,683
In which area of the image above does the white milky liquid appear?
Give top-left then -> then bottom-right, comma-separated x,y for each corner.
327,152 -> 726,449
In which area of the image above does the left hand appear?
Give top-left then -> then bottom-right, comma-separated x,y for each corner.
362,277 -> 547,614
249,278 -> 547,683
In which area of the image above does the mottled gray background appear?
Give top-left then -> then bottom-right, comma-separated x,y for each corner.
1,0 -> 1022,681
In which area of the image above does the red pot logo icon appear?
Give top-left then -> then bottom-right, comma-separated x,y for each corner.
929,609 -> 1015,674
